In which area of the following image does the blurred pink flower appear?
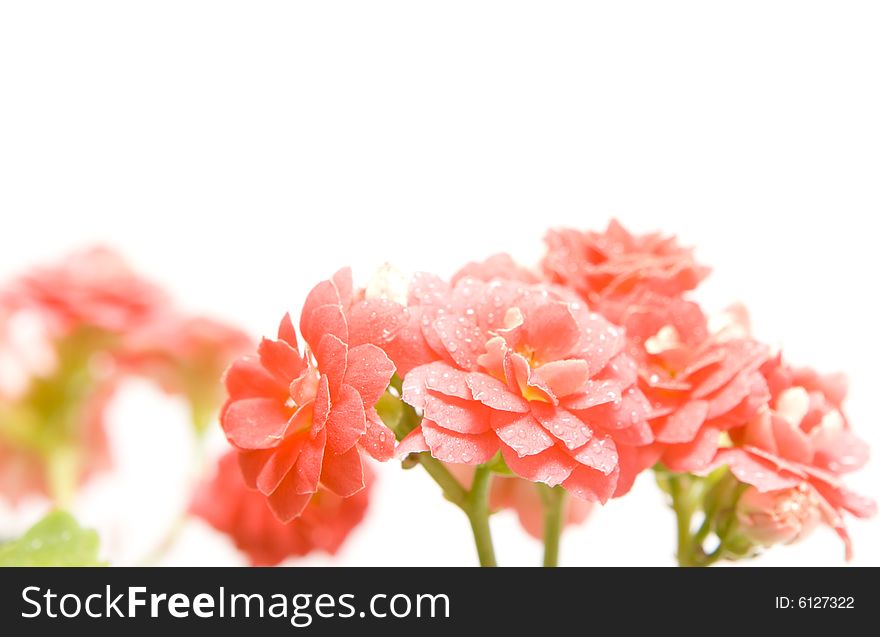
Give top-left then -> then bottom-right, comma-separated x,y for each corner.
3,247 -> 168,337
221,270 -> 396,522
542,219 -> 710,304
193,451 -> 372,566
492,477 -> 592,539
448,463 -> 592,539
735,484 -> 826,547
716,357 -> 875,558
394,275 -> 653,503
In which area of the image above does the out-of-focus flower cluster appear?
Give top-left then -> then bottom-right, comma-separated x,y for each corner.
0,249 -> 252,505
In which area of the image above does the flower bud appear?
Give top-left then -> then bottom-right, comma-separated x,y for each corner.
735,484 -> 821,546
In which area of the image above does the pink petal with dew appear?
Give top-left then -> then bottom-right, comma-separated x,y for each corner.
402,362 -> 470,409
432,315 -> 483,371
490,411 -> 555,457
662,425 -> 721,473
571,310 -> 625,375
811,427 -> 870,474
396,427 -> 429,457
584,388 -> 651,430
319,446 -> 365,498
704,370 -> 758,419
561,379 -> 622,410
343,343 -> 395,406
531,403 -> 592,450
466,372 -> 529,413
710,448 -> 801,492
501,445 -> 576,486
359,410 -> 396,461
315,333 -> 348,395
223,397 -> 292,449
571,435 -> 619,476
609,417 -> 655,446
524,302 -> 581,361
597,353 -> 639,388
325,383 -> 367,454
563,465 -> 619,504
302,303 -> 348,352
421,420 -> 500,465
655,400 -> 708,444
299,271 -> 350,339
348,298 -> 408,347
533,359 -> 591,398
423,392 -> 491,434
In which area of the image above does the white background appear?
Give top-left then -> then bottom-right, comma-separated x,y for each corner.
0,1 -> 877,566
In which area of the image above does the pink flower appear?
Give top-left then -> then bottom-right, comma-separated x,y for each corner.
735,484 -> 826,547
639,329 -> 771,473
715,358 -> 875,558
492,477 -> 592,539
3,247 -> 168,336
192,451 -> 372,566
394,275 -> 653,503
542,219 -> 710,303
220,269 -> 396,522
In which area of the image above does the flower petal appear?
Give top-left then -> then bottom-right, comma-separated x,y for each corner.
655,400 -> 709,444
531,403 -> 592,450
293,428 -> 326,494
570,434 -> 618,476
423,392 -> 491,434
467,372 -> 529,413
490,411 -> 555,457
266,472 -> 313,523
524,301 -> 580,361
563,465 -> 619,504
421,420 -> 500,464
223,397 -> 291,449
532,359 -> 591,398
315,333 -> 348,395
501,445 -> 576,486
662,424 -> 721,473
325,383 -> 367,454
359,409 -> 396,461
343,343 -> 395,406
320,446 -> 365,497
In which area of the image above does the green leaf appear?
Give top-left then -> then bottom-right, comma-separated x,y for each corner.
0,510 -> 106,567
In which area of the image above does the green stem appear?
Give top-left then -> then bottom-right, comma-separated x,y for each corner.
668,474 -> 695,567
415,453 -> 467,507
466,464 -> 497,567
539,484 -> 565,567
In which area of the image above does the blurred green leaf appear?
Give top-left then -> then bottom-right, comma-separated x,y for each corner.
0,510 -> 106,567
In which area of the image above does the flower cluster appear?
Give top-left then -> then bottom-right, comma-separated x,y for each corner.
5,218 -> 870,568
218,219 -> 872,564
